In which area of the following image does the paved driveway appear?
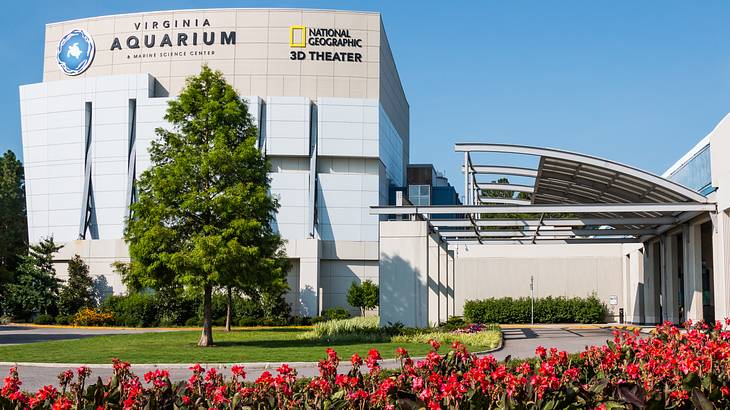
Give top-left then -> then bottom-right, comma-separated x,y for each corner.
489,326 -> 617,361
0,325 -> 171,346
0,325 -> 620,392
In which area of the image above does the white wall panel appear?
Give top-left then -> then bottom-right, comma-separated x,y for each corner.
265,96 -> 310,156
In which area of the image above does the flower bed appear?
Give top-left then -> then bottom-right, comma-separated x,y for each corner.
392,323 -> 501,347
3,320 -> 730,408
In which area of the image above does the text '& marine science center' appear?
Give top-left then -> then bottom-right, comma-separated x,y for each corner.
20,8 -> 730,325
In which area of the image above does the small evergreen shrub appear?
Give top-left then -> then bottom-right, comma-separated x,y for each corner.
238,316 -> 259,327
321,307 -> 351,321
32,314 -> 54,325
55,315 -> 70,325
463,295 -> 608,324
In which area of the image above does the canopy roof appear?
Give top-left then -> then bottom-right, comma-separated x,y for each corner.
372,144 -> 715,245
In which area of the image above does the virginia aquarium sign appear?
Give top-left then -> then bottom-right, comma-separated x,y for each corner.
55,18 -> 364,76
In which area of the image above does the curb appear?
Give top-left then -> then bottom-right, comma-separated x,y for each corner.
0,337 -> 505,370
498,323 -> 602,330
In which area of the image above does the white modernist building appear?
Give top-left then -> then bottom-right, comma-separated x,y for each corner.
19,8 -> 408,316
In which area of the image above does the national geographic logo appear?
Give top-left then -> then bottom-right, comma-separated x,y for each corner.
289,25 -> 363,63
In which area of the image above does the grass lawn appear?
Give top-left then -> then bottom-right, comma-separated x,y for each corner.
0,328 -> 495,364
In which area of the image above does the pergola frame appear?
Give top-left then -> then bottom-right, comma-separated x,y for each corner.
374,143 -> 715,245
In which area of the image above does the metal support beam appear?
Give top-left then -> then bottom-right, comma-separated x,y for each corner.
463,165 -> 538,178
478,182 -> 535,193
439,228 -> 657,238
532,213 -> 545,244
478,197 -> 532,205
371,202 -> 716,216
447,237 -> 643,246
429,217 -> 679,228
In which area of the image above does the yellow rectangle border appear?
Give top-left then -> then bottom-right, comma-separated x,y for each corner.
289,25 -> 306,48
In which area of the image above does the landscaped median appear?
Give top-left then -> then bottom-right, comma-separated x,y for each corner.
0,317 -> 502,364
2,321 -> 730,408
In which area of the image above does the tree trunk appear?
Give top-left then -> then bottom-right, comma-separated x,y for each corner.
225,286 -> 232,332
198,284 -> 214,347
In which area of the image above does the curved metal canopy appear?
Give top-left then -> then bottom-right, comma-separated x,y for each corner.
370,143 -> 715,245
456,143 -> 708,205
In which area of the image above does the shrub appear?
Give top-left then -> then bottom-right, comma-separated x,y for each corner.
54,315 -> 70,325
237,316 -> 259,327
32,314 -> 54,325
184,317 -> 200,327
287,315 -> 312,326
260,317 -> 288,326
71,308 -> 115,326
321,307 -> 351,321
103,293 -> 158,327
463,295 -> 608,324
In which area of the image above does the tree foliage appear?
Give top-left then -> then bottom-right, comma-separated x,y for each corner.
1,237 -> 62,320
58,255 -> 95,316
347,280 -> 379,315
0,150 -> 28,280
124,66 -> 288,346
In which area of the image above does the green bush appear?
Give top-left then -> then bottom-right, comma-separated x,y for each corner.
103,293 -> 159,327
55,315 -> 70,325
100,289 -> 294,328
463,295 -> 608,324
321,307 -> 351,321
238,316 -> 259,327
287,316 -> 312,326
33,314 -> 54,325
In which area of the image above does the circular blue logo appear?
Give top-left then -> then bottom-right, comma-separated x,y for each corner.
56,29 -> 95,76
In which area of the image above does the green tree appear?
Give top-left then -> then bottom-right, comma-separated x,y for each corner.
1,237 -> 62,320
0,150 -> 28,280
347,280 -> 379,316
124,66 -> 287,346
58,255 -> 95,316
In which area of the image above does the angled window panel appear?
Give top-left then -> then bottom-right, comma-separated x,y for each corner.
125,99 -> 137,220
79,101 -> 97,239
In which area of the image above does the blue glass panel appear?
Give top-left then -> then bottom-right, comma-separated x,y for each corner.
666,144 -> 712,195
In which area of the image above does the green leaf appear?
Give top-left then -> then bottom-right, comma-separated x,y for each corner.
690,388 -> 714,410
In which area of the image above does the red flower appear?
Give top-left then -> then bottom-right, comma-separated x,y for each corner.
351,352 -> 363,367
428,339 -> 441,351
535,345 -> 547,358
231,364 -> 246,379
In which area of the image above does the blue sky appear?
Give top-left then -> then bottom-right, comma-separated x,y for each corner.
2,1 -> 729,196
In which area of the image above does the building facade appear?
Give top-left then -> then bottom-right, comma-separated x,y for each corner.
19,8 -> 409,316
